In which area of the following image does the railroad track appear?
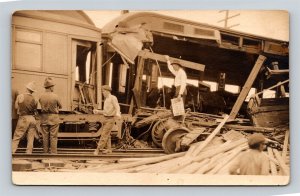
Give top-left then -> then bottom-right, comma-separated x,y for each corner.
13,148 -> 165,160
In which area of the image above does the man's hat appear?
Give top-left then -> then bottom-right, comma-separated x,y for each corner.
248,133 -> 265,146
102,85 -> 112,92
26,81 -> 37,92
171,59 -> 183,67
44,77 -> 55,88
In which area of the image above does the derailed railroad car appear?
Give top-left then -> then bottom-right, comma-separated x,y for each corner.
11,11 -> 131,147
12,11 -> 289,152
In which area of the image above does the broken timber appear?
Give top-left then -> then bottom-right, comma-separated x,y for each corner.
229,55 -> 266,120
138,50 -> 206,72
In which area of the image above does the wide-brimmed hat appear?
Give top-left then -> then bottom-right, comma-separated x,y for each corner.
26,81 -> 37,92
102,85 -> 112,92
171,59 -> 183,67
115,21 -> 131,33
248,133 -> 265,146
44,77 -> 55,88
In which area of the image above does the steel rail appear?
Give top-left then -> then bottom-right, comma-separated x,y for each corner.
15,148 -> 164,154
12,152 -> 165,160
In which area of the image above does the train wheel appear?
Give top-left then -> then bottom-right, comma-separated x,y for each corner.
151,119 -> 168,147
151,118 -> 181,147
162,127 -> 190,154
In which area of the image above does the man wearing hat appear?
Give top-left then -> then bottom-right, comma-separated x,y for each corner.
229,133 -> 270,175
39,77 -> 62,154
165,55 -> 187,103
12,81 -> 38,154
93,85 -> 121,155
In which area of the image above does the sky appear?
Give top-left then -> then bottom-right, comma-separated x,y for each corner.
85,10 -> 289,41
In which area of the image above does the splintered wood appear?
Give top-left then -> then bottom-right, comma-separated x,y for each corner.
80,115 -> 289,176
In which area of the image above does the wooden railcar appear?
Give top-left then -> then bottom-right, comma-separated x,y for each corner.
12,10 -> 102,112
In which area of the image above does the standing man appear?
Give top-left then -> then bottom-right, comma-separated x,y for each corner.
165,55 -> 187,103
93,85 -> 121,155
39,77 -> 62,154
11,76 -> 19,138
229,133 -> 270,175
12,82 -> 38,154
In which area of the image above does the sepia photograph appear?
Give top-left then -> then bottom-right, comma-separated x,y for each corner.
11,10 -> 289,185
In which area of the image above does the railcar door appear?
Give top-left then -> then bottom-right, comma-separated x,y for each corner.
71,39 -> 99,113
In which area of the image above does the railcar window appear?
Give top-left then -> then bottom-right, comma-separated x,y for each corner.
203,81 -> 217,92
243,38 -> 261,48
225,84 -> 240,94
16,30 -> 41,43
14,29 -> 42,71
194,28 -> 215,37
163,22 -> 184,33
221,33 -> 239,47
263,90 -> 276,98
75,45 -> 95,83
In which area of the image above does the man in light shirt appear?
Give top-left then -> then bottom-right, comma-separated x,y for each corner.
165,55 -> 187,103
93,85 -> 121,155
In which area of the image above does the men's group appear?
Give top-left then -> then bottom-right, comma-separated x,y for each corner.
12,76 -> 121,155
12,77 -> 62,154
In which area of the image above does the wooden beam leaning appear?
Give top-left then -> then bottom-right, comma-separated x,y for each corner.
138,50 -> 205,72
273,149 -> 289,176
229,55 -> 266,120
267,147 -> 278,175
191,114 -> 230,156
282,130 -> 290,163
132,56 -> 145,109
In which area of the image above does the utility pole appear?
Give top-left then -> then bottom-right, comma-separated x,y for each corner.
218,10 -> 240,29
121,10 -> 129,15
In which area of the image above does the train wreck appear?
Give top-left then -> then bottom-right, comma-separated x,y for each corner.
11,11 -> 289,181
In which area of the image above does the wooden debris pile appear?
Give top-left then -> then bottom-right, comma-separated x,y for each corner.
81,115 -> 290,176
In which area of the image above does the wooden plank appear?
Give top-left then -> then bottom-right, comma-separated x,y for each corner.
267,147 -> 278,175
140,157 -> 185,173
175,159 -> 210,174
12,159 -> 32,171
195,152 -> 227,174
267,67 -> 289,75
138,50 -> 205,72
78,84 -> 86,104
282,129 -> 289,162
255,79 -> 289,96
181,127 -> 206,146
131,56 -> 145,109
207,146 -> 247,175
229,55 -> 266,120
96,42 -> 102,109
162,138 -> 246,174
193,138 -> 248,162
83,152 -> 185,172
191,115 -> 230,156
273,149 -> 289,176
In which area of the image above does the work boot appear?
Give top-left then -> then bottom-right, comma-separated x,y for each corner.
93,149 -> 100,155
